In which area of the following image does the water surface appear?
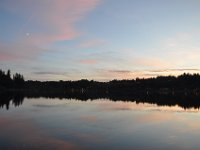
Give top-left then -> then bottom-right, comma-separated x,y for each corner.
0,98 -> 200,150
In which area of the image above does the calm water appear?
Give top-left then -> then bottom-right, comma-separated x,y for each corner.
1,98 -> 200,150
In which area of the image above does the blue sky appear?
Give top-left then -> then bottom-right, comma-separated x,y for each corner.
1,0 -> 200,81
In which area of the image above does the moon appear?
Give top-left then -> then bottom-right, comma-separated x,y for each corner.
26,33 -> 30,36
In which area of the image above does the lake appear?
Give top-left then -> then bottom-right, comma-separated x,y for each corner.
0,97 -> 200,150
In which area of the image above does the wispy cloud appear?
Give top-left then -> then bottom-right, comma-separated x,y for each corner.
79,59 -> 98,64
133,57 -> 171,68
96,69 -> 134,80
0,0 -> 102,62
93,68 -> 200,81
159,32 -> 200,67
78,39 -> 106,48
106,70 -> 131,74
163,32 -> 193,48
2,0 -> 101,43
134,68 -> 200,79
0,42 -> 46,62
33,71 -> 68,76
149,68 -> 200,73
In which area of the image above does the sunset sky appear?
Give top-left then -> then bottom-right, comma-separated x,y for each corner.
1,0 -> 200,81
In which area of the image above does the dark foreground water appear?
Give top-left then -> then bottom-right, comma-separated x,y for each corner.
1,98 -> 200,150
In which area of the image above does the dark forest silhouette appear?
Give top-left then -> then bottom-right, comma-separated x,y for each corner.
1,90 -> 200,110
1,69 -> 200,109
0,69 -> 24,90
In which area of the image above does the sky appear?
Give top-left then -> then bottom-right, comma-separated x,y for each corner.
0,0 -> 200,81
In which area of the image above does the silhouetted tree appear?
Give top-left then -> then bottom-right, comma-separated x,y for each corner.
0,69 -> 13,88
13,73 -> 24,88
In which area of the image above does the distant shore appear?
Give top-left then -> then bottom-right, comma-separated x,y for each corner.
2,69 -> 200,109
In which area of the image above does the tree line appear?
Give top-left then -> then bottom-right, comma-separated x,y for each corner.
0,69 -> 24,90
2,69 -> 200,109
1,69 -> 200,95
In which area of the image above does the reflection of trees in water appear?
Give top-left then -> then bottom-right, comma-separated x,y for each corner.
1,91 -> 200,110
0,92 -> 24,110
1,70 -> 200,110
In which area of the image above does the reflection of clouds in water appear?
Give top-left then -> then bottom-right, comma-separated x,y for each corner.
72,132 -> 105,144
173,116 -> 200,133
147,105 -> 200,113
79,115 -> 98,123
0,116 -> 78,150
95,101 -> 139,111
33,104 -> 66,108
90,100 -> 200,113
166,135 -> 178,146
1,98 -> 200,149
187,122 -> 200,130
136,112 -> 176,124
26,98 -> 70,108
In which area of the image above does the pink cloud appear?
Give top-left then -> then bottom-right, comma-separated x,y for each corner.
0,42 -> 46,62
6,0 -> 101,43
0,0 -> 101,62
0,51 -> 19,61
79,59 -> 98,64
